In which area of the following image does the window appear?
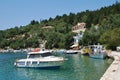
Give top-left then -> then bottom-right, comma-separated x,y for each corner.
29,54 -> 41,58
26,61 -> 31,65
32,61 -> 37,64
17,61 -> 25,65
41,52 -> 52,57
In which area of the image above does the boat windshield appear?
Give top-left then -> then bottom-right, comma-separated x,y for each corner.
41,52 -> 53,57
28,54 -> 41,58
28,52 -> 53,58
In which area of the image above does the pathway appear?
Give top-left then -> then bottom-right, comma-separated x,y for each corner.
100,51 -> 120,80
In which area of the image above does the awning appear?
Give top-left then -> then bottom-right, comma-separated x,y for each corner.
70,44 -> 79,48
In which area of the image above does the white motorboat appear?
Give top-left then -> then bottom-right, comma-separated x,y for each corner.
14,50 -> 65,68
66,50 -> 78,54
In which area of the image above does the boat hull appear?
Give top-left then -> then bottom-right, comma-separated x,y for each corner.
66,52 -> 78,54
15,61 -> 63,68
66,50 -> 78,54
90,53 -> 107,59
26,66 -> 60,69
81,52 -> 89,56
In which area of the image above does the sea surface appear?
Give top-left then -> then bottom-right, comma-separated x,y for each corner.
0,53 -> 113,80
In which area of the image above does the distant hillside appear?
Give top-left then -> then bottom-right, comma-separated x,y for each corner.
0,2 -> 120,50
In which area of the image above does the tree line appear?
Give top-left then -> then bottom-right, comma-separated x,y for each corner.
0,2 -> 120,50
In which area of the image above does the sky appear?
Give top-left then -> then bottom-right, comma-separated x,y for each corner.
0,0 -> 118,30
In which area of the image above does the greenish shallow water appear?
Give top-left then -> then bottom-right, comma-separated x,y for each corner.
0,53 -> 112,80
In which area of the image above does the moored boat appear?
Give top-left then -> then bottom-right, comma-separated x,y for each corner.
66,50 -> 78,54
89,53 -> 107,59
14,50 -> 65,68
81,46 -> 89,56
88,44 -> 107,59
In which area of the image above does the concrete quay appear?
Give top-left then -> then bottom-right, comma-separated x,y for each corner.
100,51 -> 120,80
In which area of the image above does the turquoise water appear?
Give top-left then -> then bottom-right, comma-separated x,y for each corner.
0,53 -> 112,80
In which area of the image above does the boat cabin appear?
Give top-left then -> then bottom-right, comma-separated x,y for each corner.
88,44 -> 105,54
27,51 -> 52,58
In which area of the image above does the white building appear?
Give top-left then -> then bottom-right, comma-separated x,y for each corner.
71,22 -> 86,49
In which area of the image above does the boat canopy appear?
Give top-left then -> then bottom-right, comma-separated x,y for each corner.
70,43 -> 79,48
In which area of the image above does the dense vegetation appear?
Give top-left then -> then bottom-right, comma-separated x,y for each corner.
0,2 -> 120,50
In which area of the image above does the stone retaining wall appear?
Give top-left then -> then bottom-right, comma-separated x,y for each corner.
100,51 -> 120,80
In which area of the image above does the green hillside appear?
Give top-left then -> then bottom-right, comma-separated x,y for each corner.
0,2 -> 120,50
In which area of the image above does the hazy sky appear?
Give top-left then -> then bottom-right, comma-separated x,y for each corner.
0,0 -> 117,30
